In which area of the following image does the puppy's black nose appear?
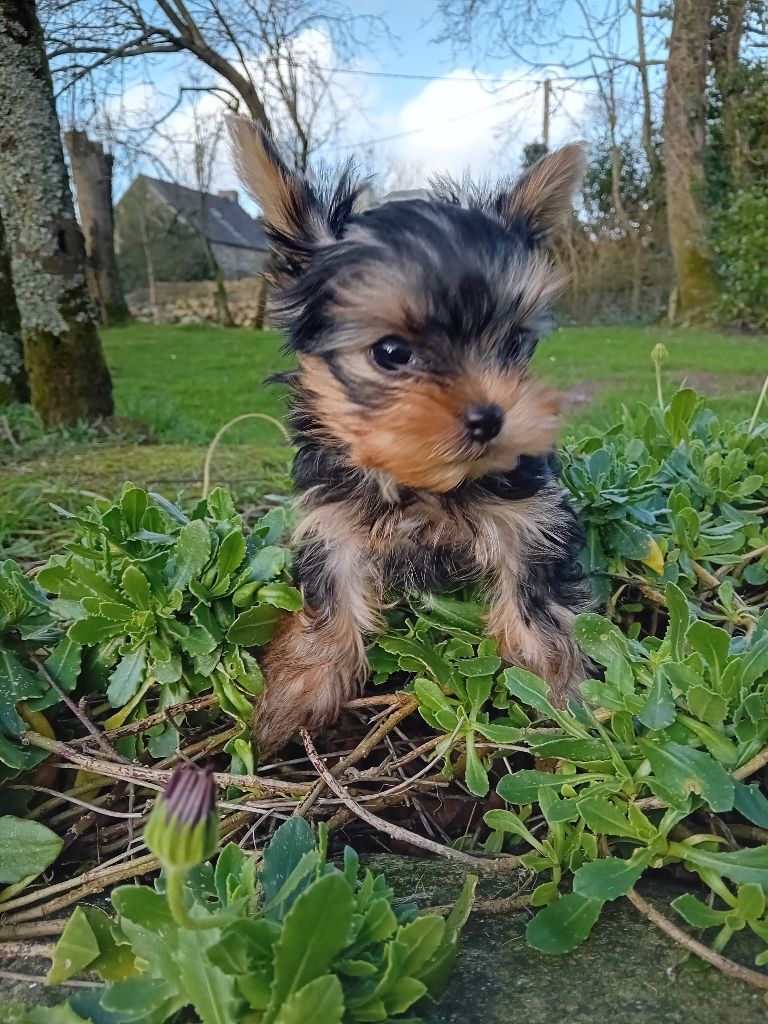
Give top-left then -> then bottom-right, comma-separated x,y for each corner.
464,403 -> 503,442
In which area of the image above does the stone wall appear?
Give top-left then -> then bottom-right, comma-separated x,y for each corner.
127,276 -> 267,326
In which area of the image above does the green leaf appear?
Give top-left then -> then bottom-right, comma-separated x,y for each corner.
227,605 -> 282,647
638,739 -> 734,812
106,646 -> 147,708
664,583 -> 690,661
733,781 -> 768,828
572,852 -> 651,901
736,883 -> 765,920
120,485 -> 148,533
216,531 -> 247,578
121,565 -> 152,610
168,520 -> 212,590
456,655 -> 501,677
638,672 -> 676,730
260,818 -> 316,914
0,648 -> 48,734
257,583 -> 303,611
46,907 -> 101,984
265,873 -> 354,1023
464,733 -> 489,797
572,614 -> 629,667
272,975 -> 344,1024
671,893 -> 729,929
687,685 -> 728,727
242,546 -> 288,583
686,621 -> 731,681
67,616 -> 122,645
207,487 -> 237,521
175,928 -> 244,1024
678,845 -> 768,886
443,874 -> 477,944
375,635 -> 452,683
497,770 -> 574,804
577,797 -> 642,839
526,892 -> 603,954
0,816 -> 63,883
43,638 -> 82,694
484,809 -> 542,849
207,919 -> 280,976
501,667 -> 553,714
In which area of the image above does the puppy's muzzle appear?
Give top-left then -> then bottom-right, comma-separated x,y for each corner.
464,403 -> 504,443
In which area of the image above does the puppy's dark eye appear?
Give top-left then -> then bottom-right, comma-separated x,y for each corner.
370,336 -> 414,371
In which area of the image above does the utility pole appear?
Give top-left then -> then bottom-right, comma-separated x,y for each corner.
542,78 -> 552,151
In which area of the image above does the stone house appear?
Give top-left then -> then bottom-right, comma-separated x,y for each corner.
117,175 -> 270,281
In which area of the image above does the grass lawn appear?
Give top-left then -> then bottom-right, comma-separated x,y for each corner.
1,320 -> 764,560
102,322 -> 767,444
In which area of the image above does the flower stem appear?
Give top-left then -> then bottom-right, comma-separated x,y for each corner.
165,868 -> 219,931
748,372 -> 768,435
655,360 -> 664,410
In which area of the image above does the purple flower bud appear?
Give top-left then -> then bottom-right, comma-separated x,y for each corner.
145,765 -> 218,870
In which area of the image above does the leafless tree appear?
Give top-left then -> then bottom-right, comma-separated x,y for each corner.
43,0 -> 386,161
189,106 -> 234,326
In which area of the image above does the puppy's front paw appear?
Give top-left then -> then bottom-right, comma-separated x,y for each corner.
253,612 -> 367,752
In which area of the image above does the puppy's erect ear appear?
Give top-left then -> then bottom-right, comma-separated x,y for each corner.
498,143 -> 585,244
228,117 -> 361,272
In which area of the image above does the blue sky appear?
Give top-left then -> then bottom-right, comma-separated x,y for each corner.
99,1 -> 660,203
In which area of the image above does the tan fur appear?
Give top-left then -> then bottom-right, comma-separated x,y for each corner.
471,493 -> 588,702
298,355 -> 561,492
502,143 -> 586,236
229,117 -> 322,244
254,513 -> 383,750
256,481 -> 586,747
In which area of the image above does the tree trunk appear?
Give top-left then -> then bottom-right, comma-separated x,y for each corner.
65,129 -> 131,325
196,194 -> 234,327
710,0 -> 747,186
663,0 -> 720,319
0,209 -> 29,404
0,0 -> 113,425
254,274 -> 268,331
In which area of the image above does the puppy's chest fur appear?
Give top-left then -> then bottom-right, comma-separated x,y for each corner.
292,444 -> 575,607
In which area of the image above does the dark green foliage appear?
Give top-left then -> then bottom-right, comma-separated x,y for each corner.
713,185 -> 768,329
38,819 -> 475,1024
0,485 -> 296,774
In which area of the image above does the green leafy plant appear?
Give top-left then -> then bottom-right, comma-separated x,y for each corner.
40,814 -> 475,1024
713,184 -> 768,329
561,387 -> 768,602
0,485 -> 297,775
480,598 -> 768,959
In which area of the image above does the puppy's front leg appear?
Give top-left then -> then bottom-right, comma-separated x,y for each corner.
255,535 -> 380,751
477,496 -> 590,705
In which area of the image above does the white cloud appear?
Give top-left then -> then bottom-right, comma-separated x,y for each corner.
379,69 -> 592,181
105,45 -> 593,209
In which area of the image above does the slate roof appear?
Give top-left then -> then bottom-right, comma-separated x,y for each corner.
142,176 -> 269,252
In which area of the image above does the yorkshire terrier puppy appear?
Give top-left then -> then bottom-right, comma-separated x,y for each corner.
230,120 -> 592,751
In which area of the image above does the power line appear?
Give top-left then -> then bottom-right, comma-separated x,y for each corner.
291,64 -> 532,85
324,84 -> 542,152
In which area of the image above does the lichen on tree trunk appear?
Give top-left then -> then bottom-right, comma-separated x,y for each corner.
663,0 -> 721,320
65,129 -> 132,326
0,208 -> 29,404
0,0 -> 113,425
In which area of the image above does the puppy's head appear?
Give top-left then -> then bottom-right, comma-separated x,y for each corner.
231,119 -> 584,492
